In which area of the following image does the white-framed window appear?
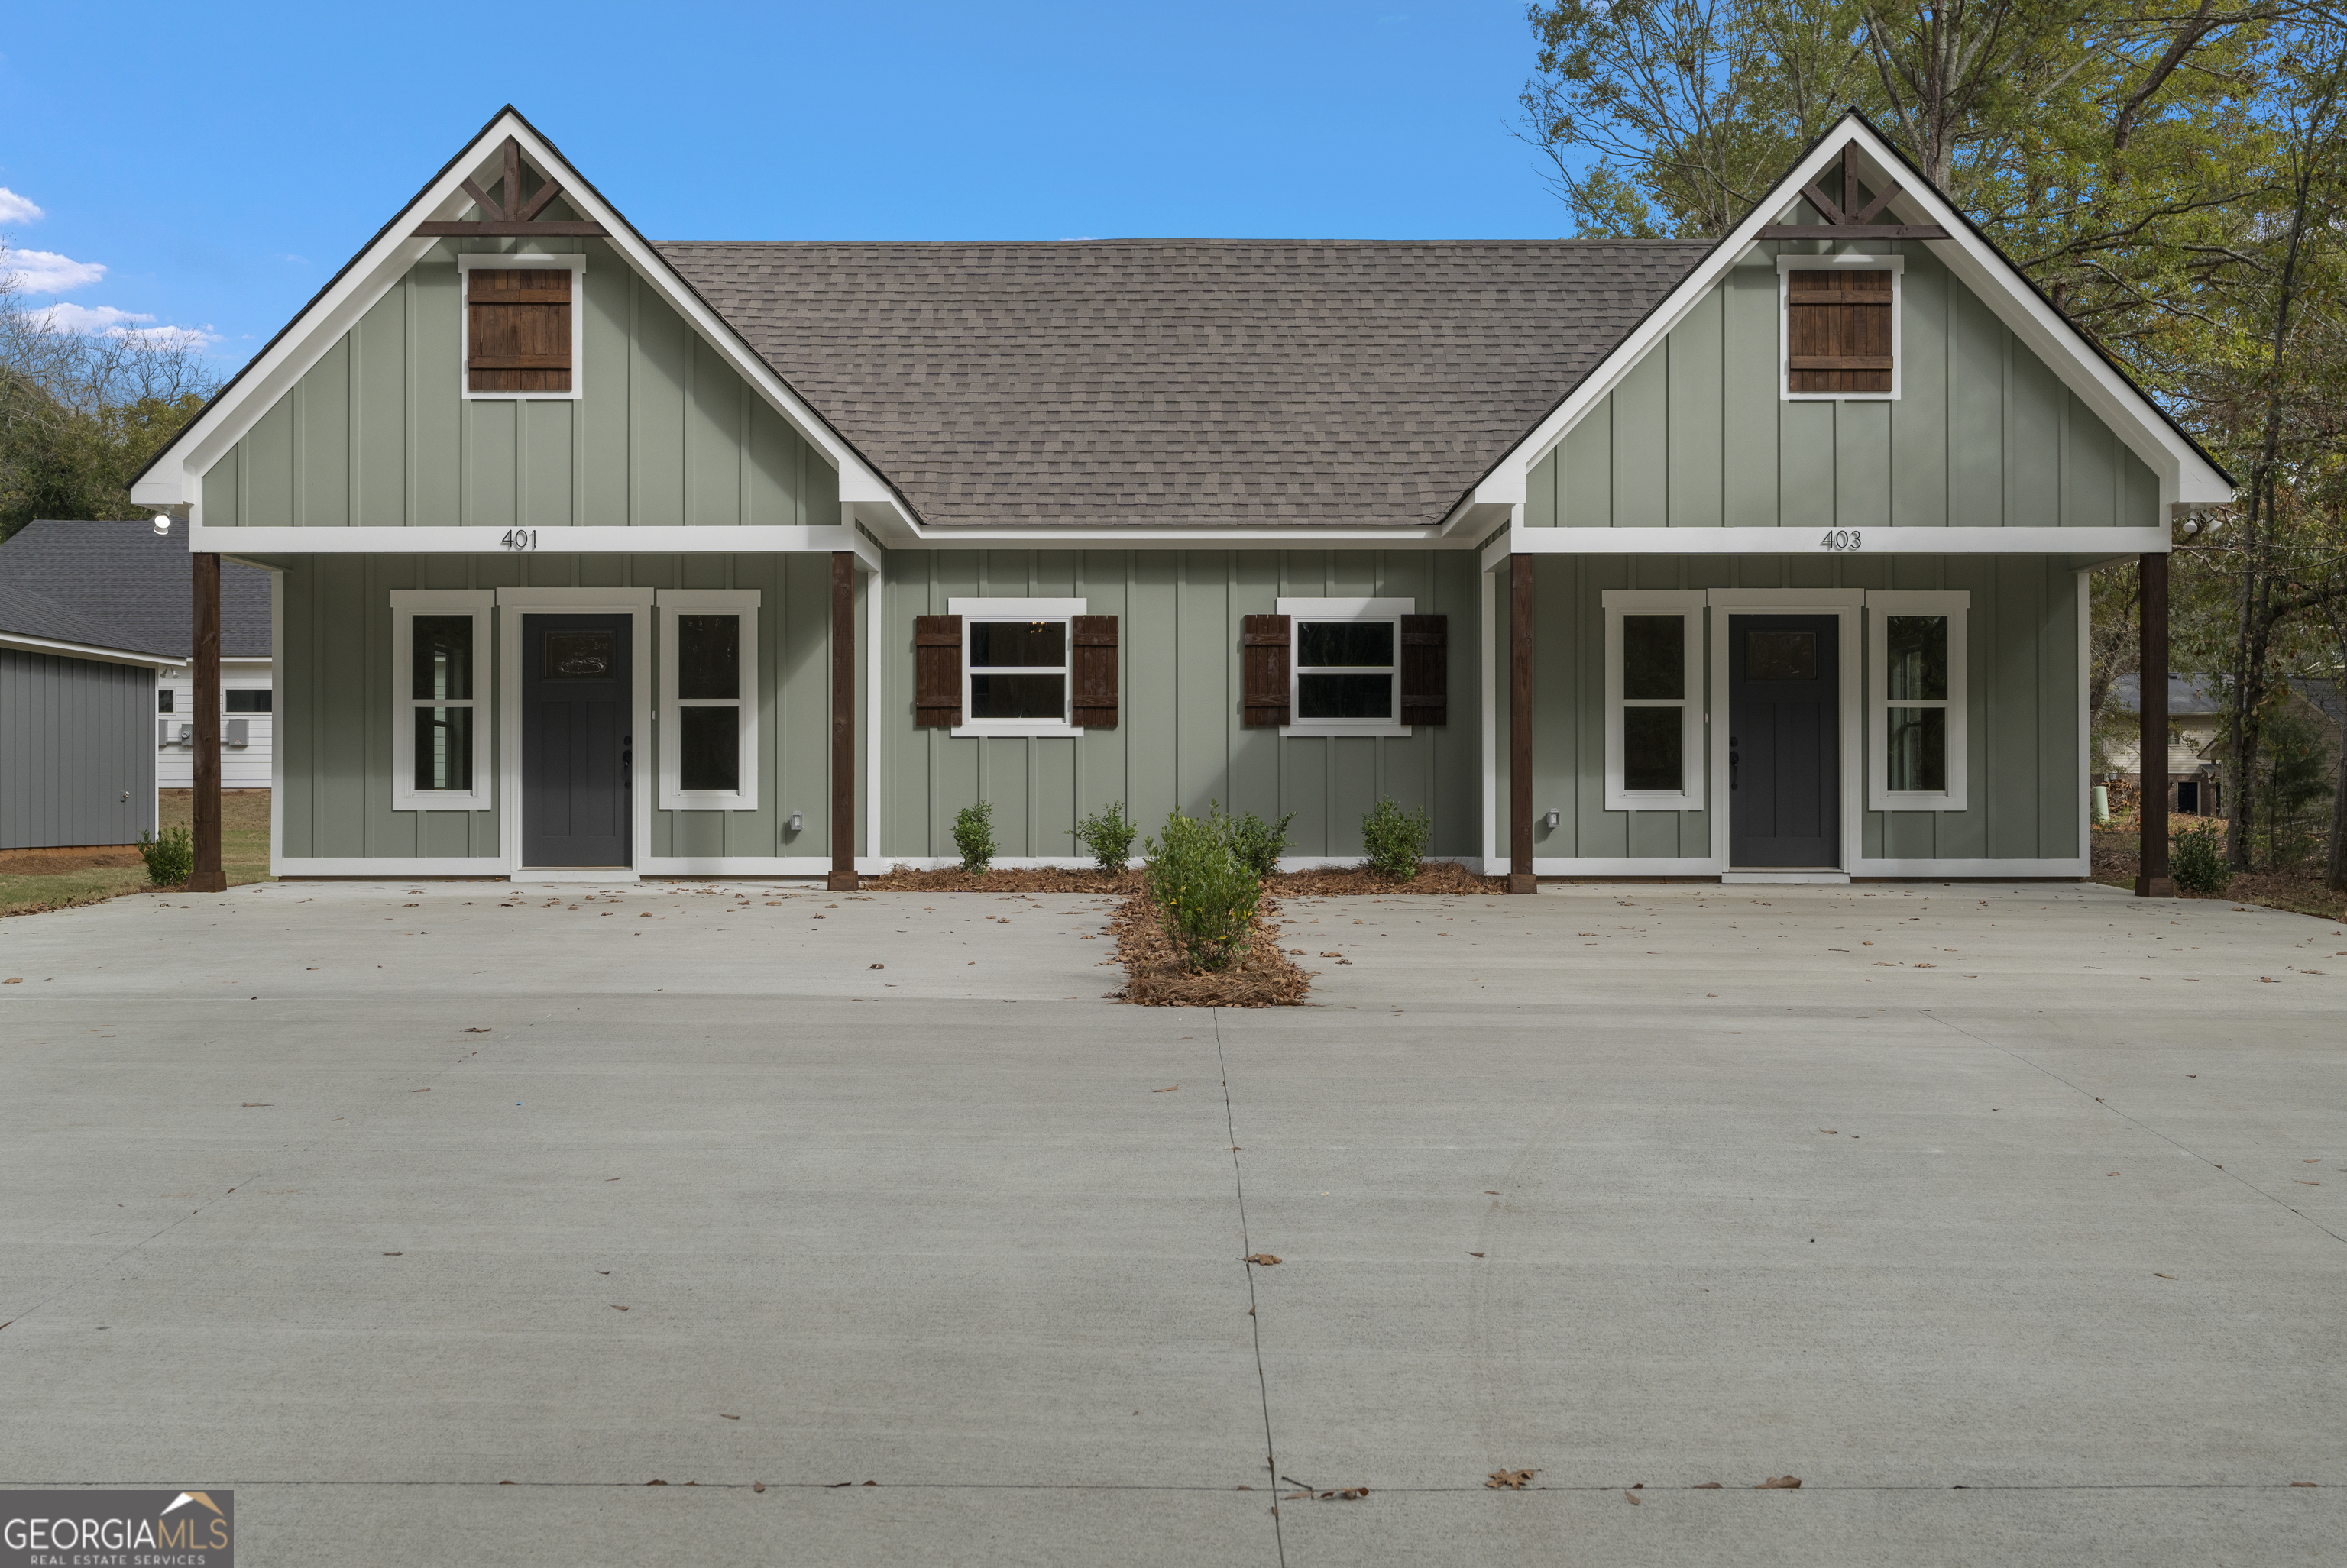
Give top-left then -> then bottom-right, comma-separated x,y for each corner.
1780,254 -> 1902,403
391,590 -> 494,811
947,596 -> 1086,739
657,589 -> 759,810
1277,596 -> 1412,737
457,253 -> 585,402
1602,590 -> 1706,811
1866,590 -> 1967,810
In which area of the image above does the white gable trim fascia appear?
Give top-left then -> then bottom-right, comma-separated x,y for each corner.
132,112 -> 907,532
1461,115 -> 2229,529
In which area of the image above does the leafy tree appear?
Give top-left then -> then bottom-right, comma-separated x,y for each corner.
0,243 -> 217,541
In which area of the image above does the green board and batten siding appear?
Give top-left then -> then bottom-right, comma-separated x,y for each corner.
1494,553 -> 2084,864
881,550 -> 1484,862
199,241 -> 840,535
276,551 -> 853,862
1525,244 -> 2161,533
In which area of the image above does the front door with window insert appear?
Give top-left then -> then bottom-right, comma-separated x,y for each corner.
1727,615 -> 1839,866
522,614 -> 633,867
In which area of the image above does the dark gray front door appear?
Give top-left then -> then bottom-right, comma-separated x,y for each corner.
522,614 -> 632,868
1728,614 -> 1839,867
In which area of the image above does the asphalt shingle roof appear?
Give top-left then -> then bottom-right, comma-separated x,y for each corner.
658,238 -> 1709,531
0,519 -> 271,658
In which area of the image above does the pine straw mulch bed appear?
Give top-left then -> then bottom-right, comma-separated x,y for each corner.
2091,826 -> 2347,923
1111,894 -> 1314,1007
1266,861 -> 1505,897
859,866 -> 1144,894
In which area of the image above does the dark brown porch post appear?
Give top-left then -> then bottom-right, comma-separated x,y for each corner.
189,551 -> 228,892
2135,550 -> 2173,897
827,550 -> 860,893
1508,554 -> 1535,894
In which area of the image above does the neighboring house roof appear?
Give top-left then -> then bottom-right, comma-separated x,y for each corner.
659,239 -> 1708,531
0,519 -> 270,658
2107,674 -> 2226,719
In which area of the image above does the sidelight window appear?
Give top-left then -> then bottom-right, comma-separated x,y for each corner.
1866,592 -> 1967,810
657,590 -> 759,810
1602,590 -> 1707,811
391,590 -> 495,811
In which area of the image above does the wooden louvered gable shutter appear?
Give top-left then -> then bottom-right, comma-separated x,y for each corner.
1241,614 -> 1291,728
1785,269 -> 1892,394
914,615 -> 963,728
1072,616 -> 1119,728
1400,614 -> 1448,726
468,268 -> 573,393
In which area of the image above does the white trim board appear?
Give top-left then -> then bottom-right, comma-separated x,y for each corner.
1504,527 -> 2171,557
186,524 -> 882,570
0,632 -> 184,670
1455,114 -> 2229,522
131,110 -> 908,534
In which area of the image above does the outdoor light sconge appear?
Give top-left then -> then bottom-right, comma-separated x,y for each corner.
786,810 -> 804,835
1543,810 -> 1561,831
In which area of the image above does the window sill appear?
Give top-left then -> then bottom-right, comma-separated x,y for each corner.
1870,793 -> 1968,813
1602,791 -> 1705,813
391,791 -> 494,813
1280,723 -> 1411,739
950,723 -> 1085,739
1782,391 -> 1900,403
661,793 -> 758,812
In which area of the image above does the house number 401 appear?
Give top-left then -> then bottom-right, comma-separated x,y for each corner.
1818,529 -> 1862,551
500,529 -> 538,551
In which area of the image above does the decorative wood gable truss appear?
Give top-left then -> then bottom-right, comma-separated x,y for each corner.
413,137 -> 607,238
1757,144 -> 1948,241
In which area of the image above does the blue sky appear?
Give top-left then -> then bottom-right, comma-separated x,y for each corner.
0,2 -> 1568,372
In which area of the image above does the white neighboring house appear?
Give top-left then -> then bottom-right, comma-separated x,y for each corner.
0,518 -> 274,793
156,658 -> 273,788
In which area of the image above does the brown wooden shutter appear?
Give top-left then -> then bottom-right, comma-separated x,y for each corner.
914,615 -> 963,728
1241,614 -> 1291,727
1785,269 -> 1892,394
1072,615 -> 1119,728
1400,614 -> 1448,726
468,268 -> 573,393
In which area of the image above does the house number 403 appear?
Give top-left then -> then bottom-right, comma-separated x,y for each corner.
1818,529 -> 1862,551
500,529 -> 538,551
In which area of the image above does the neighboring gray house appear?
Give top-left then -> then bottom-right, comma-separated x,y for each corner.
0,519 -> 271,849
128,108 -> 2229,886
2105,674 -> 2225,815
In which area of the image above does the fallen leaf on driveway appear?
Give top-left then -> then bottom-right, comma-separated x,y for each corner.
2,978 -> 19,984
869,963 -> 884,969
467,1026 -> 491,1033
824,1482 -> 853,1489
1625,1492 -> 1640,1505
2291,1482 -> 2319,1487
1486,1469 -> 1536,1490
382,1252 -> 401,1256
610,1305 -> 629,1311
2297,1179 -> 2320,1185
1154,1085 -> 1178,1092
646,1479 -> 665,1486
1320,952 -> 1342,958
243,1102 -> 271,1107
1756,1476 -> 1802,1489
720,1414 -> 740,1420
410,1088 -> 429,1093
1468,1252 -> 1484,1258
1484,1190 -> 1499,1195
1245,1254 -> 1281,1266
753,1482 -> 766,1492
1692,1482 -> 1723,1489
1913,962 -> 1935,968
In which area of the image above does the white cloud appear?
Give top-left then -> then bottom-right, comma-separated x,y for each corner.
0,187 -> 44,225
31,301 -> 221,349
5,247 -> 106,293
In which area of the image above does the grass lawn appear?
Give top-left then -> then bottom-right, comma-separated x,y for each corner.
0,790 -> 272,918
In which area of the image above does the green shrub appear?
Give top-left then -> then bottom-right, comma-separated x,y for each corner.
1073,800 -> 1138,875
1144,810 -> 1262,971
138,825 -> 194,887
953,800 -> 996,876
2171,820 -> 2229,895
1211,803 -> 1294,880
1360,797 -> 1432,881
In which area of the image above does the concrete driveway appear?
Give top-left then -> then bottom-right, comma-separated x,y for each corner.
2,878 -> 2342,1565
